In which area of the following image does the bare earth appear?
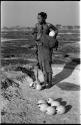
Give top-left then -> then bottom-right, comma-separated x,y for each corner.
0,62 -> 80,124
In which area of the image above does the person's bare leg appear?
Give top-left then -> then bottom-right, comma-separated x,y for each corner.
45,62 -> 52,88
47,72 -> 52,88
44,72 -> 48,85
33,66 -> 40,84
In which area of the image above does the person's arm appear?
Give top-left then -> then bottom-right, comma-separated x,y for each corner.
48,23 -> 58,39
32,24 -> 38,41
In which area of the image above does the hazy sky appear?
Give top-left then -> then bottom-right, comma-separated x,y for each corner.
1,1 -> 80,28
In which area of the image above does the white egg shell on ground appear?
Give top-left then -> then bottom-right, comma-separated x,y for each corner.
39,104 -> 48,112
47,98 -> 54,104
51,101 -> 60,107
37,100 -> 47,105
46,106 -> 56,115
56,105 -> 65,114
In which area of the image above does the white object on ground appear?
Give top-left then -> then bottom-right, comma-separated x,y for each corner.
46,106 -> 56,115
56,105 -> 65,114
29,81 -> 37,89
51,101 -> 60,107
36,84 -> 42,90
47,98 -> 54,104
29,80 -> 41,89
29,82 -> 34,87
49,30 -> 55,37
39,104 -> 48,112
37,100 -> 47,105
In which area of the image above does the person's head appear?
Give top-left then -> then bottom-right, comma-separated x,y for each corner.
37,12 -> 47,24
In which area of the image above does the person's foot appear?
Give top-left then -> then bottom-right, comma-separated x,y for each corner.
41,82 -> 48,89
46,83 -> 52,88
40,82 -> 52,90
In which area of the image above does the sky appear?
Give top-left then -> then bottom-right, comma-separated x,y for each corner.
1,1 -> 80,28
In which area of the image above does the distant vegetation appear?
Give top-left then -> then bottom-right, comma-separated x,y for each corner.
1,24 -> 80,66
1,24 -> 80,32
1,25 -> 80,39
1,26 -> 33,32
56,24 -> 80,30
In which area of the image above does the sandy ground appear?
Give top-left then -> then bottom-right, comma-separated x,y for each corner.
0,62 -> 80,124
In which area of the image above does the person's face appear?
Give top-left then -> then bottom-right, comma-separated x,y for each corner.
37,15 -> 45,24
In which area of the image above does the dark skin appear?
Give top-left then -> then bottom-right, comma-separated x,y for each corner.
37,15 -> 46,24
37,14 -> 58,38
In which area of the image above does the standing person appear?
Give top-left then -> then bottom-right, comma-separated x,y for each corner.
32,12 -> 58,88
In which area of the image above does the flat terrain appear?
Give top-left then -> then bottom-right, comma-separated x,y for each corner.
0,28 -> 80,124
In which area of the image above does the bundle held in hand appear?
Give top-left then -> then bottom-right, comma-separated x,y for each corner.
40,34 -> 57,49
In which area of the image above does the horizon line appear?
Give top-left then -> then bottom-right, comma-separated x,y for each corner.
1,24 -> 80,28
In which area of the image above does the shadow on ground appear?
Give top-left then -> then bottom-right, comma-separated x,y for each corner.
56,82 -> 80,91
15,66 -> 36,81
52,58 -> 80,90
14,58 -> 80,91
